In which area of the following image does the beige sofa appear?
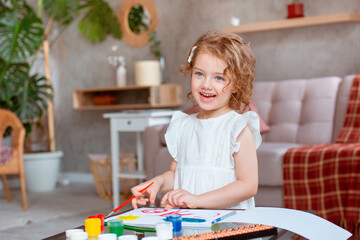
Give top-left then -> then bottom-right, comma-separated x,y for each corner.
144,75 -> 355,207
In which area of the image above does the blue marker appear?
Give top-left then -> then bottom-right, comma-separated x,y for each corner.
211,211 -> 237,224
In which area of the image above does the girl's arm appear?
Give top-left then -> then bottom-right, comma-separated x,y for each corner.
131,159 -> 177,208
163,125 -> 258,209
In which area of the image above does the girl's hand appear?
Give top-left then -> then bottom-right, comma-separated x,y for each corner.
161,189 -> 199,209
131,180 -> 161,209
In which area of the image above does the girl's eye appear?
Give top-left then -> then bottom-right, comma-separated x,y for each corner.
215,76 -> 224,81
195,72 -> 204,77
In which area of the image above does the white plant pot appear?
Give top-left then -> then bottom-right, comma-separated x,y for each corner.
24,151 -> 63,192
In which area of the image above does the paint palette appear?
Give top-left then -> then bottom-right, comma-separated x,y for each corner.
105,208 -> 235,228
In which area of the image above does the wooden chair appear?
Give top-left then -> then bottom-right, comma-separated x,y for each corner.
0,109 -> 28,210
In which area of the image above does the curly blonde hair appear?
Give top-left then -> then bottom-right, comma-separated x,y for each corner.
180,31 -> 256,113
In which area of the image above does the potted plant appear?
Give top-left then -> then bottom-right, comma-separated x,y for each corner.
287,0 -> 304,19
0,0 -> 121,192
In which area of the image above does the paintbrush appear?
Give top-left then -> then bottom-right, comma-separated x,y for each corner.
105,181 -> 154,218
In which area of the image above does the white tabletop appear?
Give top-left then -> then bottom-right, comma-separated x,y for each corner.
103,109 -> 178,118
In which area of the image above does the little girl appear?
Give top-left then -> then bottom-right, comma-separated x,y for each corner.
131,31 -> 261,210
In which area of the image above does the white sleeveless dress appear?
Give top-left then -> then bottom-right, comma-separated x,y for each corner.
164,110 -> 262,209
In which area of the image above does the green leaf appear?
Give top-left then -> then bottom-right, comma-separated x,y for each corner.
43,0 -> 79,26
0,60 -> 29,105
16,74 -> 52,123
0,7 -> 44,63
128,5 -> 148,35
78,0 -> 121,43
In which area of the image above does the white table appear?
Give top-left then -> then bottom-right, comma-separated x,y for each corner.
103,110 -> 176,208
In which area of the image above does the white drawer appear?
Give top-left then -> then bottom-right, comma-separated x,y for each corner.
112,118 -> 149,131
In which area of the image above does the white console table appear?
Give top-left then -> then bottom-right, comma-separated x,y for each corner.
103,110 -> 176,208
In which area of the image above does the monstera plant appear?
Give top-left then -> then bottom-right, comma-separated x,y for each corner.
0,0 -> 121,192
0,0 -> 121,148
0,0 -> 51,139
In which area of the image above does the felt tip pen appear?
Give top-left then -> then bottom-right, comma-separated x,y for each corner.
211,211 -> 237,224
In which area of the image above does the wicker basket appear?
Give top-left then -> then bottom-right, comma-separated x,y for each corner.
88,150 -> 139,199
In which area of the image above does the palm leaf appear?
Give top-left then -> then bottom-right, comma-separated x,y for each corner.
16,74 -> 52,123
43,0 -> 79,26
78,0 -> 121,43
0,59 -> 29,105
0,6 -> 44,63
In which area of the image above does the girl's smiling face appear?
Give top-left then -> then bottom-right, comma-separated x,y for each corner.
191,52 -> 235,119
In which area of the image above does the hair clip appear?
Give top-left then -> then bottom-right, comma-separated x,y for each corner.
187,46 -> 197,63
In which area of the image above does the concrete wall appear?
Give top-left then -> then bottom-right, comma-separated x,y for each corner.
38,0 -> 360,173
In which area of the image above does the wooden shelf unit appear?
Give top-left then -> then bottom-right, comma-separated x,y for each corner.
223,13 -> 360,34
73,84 -> 183,110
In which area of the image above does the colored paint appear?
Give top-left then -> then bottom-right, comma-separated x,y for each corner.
117,214 -> 140,221
117,235 -> 137,240
69,231 -> 88,240
165,214 -> 182,233
89,214 -> 104,232
65,229 -> 84,239
182,218 -> 206,223
85,218 -> 101,237
107,219 -> 124,237
155,222 -> 173,239
97,233 -> 117,240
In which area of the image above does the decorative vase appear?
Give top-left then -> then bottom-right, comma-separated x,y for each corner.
287,3 -> 304,18
116,56 -> 127,87
135,60 -> 161,86
24,151 -> 63,192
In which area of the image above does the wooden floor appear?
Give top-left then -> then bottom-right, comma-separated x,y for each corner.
0,182 -> 125,240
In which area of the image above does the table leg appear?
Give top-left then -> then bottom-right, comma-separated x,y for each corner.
110,120 -> 120,208
136,132 -> 144,172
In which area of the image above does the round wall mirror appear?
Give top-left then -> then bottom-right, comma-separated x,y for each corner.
118,0 -> 158,47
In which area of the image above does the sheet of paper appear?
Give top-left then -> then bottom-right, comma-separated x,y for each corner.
222,207 -> 352,240
106,208 -> 233,228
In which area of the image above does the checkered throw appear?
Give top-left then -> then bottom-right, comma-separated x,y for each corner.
337,75 -> 360,143
283,75 -> 360,237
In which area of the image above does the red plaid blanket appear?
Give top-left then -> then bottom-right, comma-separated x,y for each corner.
283,75 -> 360,237
337,75 -> 360,143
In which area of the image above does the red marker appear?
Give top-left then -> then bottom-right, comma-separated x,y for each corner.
105,182 -> 154,218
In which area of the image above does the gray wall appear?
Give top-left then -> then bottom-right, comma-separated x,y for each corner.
43,0 -> 360,173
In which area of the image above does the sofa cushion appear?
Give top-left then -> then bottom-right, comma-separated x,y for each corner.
257,142 -> 303,186
253,76 -> 341,145
249,101 -> 270,134
0,146 -> 13,165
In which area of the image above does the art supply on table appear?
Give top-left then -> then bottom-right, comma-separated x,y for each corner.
89,214 -> 104,232
105,207 -> 235,228
85,218 -> 101,237
155,222 -> 173,239
107,219 -> 124,237
105,182 -> 154,218
97,233 -> 117,240
69,231 -> 88,240
66,229 -> 84,239
118,235 -> 138,240
124,225 -> 156,232
165,214 -> 182,234
182,218 -> 206,223
172,224 -> 277,240
211,210 -> 237,224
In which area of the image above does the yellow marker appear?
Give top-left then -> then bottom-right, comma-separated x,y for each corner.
117,214 -> 140,221
85,218 -> 101,237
